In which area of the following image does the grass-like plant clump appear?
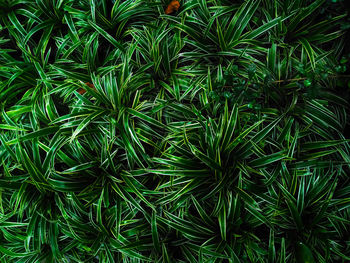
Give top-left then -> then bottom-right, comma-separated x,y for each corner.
0,0 -> 350,262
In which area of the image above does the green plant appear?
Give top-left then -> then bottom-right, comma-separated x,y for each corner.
0,0 -> 349,262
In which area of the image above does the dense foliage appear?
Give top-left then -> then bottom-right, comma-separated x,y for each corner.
0,0 -> 350,262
